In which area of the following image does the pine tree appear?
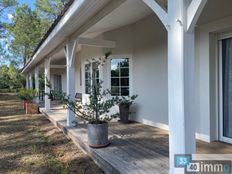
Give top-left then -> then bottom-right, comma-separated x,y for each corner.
7,4 -> 44,65
35,0 -> 69,34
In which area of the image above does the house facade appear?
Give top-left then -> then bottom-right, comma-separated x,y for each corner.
22,0 -> 232,173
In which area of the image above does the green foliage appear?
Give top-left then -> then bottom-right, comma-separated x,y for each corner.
113,95 -> 138,105
56,84 -> 115,124
0,1 -> 17,64
19,88 -> 37,101
6,4 -> 44,65
35,0 -> 68,20
35,0 -> 69,33
39,73 -> 45,90
0,63 -> 25,89
45,76 -> 51,88
53,53 -> 117,124
0,41 -> 10,64
3,0 -> 70,66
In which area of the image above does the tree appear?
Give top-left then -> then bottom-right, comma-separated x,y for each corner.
1,0 -> 69,67
0,1 -> 17,66
0,65 -> 10,88
0,62 -> 25,89
7,4 -> 44,65
35,0 -> 69,34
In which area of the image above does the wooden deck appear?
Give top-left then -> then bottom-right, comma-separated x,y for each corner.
40,106 -> 232,174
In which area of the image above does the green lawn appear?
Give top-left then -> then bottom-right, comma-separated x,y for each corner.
0,93 -> 104,174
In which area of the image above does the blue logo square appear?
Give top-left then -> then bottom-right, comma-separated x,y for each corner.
175,154 -> 192,168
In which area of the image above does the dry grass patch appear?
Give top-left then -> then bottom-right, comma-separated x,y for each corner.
0,93 -> 104,174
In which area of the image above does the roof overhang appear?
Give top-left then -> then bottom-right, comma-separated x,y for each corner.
22,0 -> 124,74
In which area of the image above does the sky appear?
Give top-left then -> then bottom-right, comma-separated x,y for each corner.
3,0 -> 35,24
18,0 -> 35,9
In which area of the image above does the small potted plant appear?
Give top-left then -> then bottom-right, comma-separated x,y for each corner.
113,95 -> 138,123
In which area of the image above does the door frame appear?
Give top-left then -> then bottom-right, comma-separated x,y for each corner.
218,34 -> 232,144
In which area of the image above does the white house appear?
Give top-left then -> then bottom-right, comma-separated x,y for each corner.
22,0 -> 232,173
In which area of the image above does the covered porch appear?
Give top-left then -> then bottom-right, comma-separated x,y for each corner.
40,106 -> 232,174
22,0 -> 232,173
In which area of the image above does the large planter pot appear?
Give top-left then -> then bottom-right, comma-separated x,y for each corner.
26,102 -> 39,114
87,122 -> 109,148
119,103 -> 130,123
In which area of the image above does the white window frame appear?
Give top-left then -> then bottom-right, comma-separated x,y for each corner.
83,61 -> 102,95
218,33 -> 232,144
107,54 -> 133,97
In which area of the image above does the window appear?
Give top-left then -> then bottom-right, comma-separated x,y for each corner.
85,63 -> 100,94
53,75 -> 62,92
111,58 -> 129,96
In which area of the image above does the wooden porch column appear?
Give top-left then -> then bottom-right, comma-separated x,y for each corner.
44,58 -> 51,110
35,67 -> 40,104
143,0 -> 207,173
64,41 -> 77,127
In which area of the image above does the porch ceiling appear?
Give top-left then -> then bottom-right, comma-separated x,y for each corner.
197,0 -> 232,25
83,0 -> 154,37
84,0 -> 232,37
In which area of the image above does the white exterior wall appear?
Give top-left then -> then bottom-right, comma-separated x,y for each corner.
195,16 -> 232,142
62,72 -> 67,93
73,14 -> 232,142
80,46 -> 103,104
68,16 -> 168,128
102,15 -> 169,128
132,15 -> 168,127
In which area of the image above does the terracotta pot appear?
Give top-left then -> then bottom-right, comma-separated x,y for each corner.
87,122 -> 109,148
26,102 -> 39,114
23,100 -> 29,110
119,103 -> 130,123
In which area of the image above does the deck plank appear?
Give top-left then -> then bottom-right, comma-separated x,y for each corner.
40,107 -> 232,174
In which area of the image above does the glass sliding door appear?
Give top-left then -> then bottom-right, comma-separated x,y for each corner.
220,37 -> 232,143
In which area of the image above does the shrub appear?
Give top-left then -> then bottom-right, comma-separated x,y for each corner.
19,88 -> 37,102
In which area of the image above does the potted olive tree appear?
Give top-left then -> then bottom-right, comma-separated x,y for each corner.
59,52 -> 116,148
113,95 -> 138,123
